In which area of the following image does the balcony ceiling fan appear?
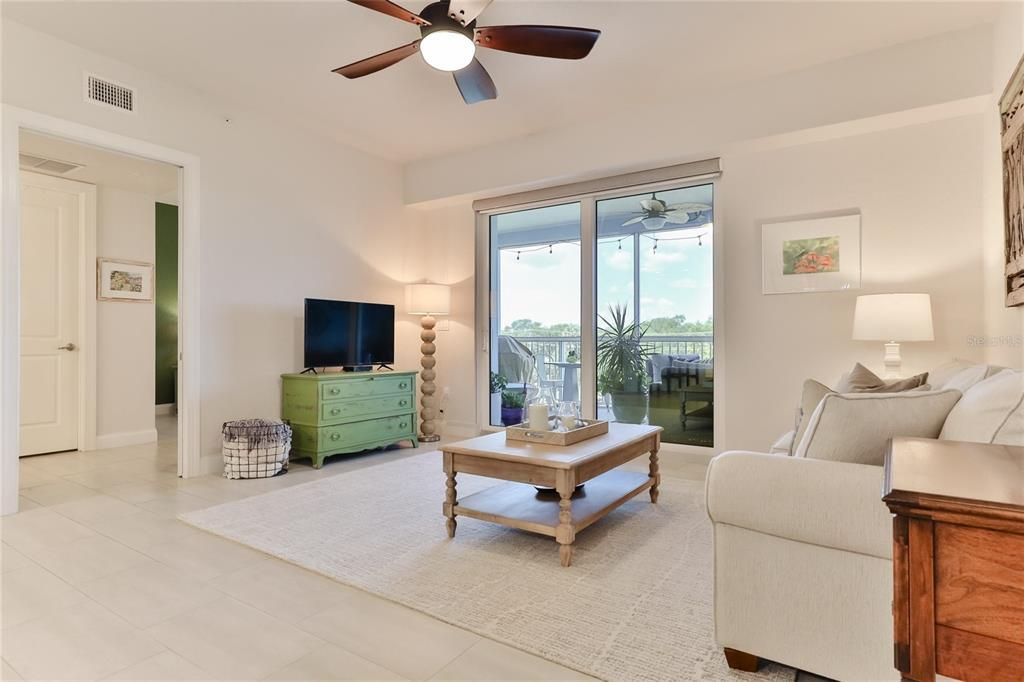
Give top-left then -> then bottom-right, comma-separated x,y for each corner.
334,0 -> 601,104
622,194 -> 712,230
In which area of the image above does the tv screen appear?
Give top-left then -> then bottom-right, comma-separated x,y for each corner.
304,299 -> 395,369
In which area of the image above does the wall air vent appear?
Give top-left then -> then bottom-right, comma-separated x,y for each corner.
19,153 -> 85,175
85,73 -> 135,113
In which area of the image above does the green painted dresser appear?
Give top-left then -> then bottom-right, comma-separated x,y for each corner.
281,371 -> 418,468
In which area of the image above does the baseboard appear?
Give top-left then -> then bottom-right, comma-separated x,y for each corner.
155,403 -> 176,416
95,428 -> 159,449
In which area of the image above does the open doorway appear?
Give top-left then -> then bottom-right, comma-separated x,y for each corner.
17,130 -> 181,501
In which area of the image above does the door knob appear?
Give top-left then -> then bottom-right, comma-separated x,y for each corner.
57,343 -> 76,351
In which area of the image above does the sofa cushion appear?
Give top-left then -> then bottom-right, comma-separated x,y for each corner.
940,369 -> 1024,445
794,389 -> 962,465
835,362 -> 928,393
940,364 -> 990,393
928,359 -> 981,389
790,379 -> 835,455
770,430 -> 795,455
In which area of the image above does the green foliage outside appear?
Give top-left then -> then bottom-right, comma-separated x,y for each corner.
501,314 -> 712,337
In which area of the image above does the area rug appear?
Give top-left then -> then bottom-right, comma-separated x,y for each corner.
181,452 -> 794,682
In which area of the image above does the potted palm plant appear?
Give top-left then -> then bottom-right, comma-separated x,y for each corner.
597,303 -> 651,423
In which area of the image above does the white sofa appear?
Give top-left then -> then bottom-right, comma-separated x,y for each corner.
705,361 -> 1022,681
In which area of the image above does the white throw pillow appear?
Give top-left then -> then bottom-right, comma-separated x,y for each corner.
940,369 -> 1024,445
794,389 -> 963,466
941,364 -> 990,393
928,359 -> 981,389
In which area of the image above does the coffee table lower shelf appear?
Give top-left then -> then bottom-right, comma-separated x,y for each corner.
453,469 -> 653,539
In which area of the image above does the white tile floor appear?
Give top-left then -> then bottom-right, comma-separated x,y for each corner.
5,417 -> 829,681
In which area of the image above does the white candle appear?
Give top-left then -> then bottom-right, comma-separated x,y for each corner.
528,404 -> 549,431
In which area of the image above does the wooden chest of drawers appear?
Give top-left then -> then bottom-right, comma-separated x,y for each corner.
281,371 -> 418,468
884,437 -> 1024,682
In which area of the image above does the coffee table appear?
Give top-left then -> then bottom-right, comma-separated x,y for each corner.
442,422 -> 662,567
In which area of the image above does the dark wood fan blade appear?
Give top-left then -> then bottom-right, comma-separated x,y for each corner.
347,0 -> 429,26
446,0 -> 493,26
453,58 -> 497,104
333,41 -> 420,79
474,25 -> 600,59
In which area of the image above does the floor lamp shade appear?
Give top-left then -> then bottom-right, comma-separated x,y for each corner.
852,293 -> 933,379
406,284 -> 451,316
406,283 -> 451,443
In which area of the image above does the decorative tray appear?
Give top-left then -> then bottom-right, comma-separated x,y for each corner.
505,419 -> 609,446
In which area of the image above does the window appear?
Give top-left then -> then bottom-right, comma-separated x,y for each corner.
477,164 -> 718,448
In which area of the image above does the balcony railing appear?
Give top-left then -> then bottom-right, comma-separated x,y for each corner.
510,333 -> 713,380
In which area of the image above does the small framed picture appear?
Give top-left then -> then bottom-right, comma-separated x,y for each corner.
762,213 -> 861,295
97,258 -> 153,301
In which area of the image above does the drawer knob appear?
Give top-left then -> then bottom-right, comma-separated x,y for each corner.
329,388 -> 340,395
331,408 -> 341,415
399,383 -> 407,389
330,432 -> 341,441
399,400 -> 407,406
400,422 -> 408,429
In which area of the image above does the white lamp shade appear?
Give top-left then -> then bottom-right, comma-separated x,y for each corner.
852,293 -> 934,342
405,283 -> 451,316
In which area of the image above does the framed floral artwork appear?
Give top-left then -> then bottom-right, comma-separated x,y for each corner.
97,258 -> 153,301
762,213 -> 861,294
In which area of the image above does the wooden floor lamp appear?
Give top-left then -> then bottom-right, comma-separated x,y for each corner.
406,283 -> 451,443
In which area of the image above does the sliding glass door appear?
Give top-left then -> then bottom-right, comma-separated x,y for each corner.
481,178 -> 715,447
487,204 -> 581,427
596,185 -> 714,447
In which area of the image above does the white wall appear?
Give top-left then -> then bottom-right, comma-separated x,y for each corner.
95,186 -> 157,444
3,20 -> 419,462
404,24 -> 993,206
720,114 -> 986,451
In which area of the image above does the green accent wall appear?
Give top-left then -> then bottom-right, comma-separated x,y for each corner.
155,203 -> 178,405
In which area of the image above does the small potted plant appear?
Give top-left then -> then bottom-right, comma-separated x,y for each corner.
490,371 -> 507,425
500,389 -> 526,426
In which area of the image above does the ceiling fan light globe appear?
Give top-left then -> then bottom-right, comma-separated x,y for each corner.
420,30 -> 476,71
641,216 -> 667,230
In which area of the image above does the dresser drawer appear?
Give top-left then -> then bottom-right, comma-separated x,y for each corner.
320,394 -> 414,423
317,414 -> 415,450
320,375 -> 413,401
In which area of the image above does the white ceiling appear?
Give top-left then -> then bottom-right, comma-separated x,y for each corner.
20,130 -> 180,197
3,1 -> 1004,163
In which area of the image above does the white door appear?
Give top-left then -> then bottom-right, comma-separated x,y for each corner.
19,172 -> 82,456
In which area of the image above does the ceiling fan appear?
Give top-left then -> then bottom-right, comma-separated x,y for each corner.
334,0 -> 601,104
622,194 -> 712,230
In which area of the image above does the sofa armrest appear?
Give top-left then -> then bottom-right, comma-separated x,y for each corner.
706,451 -> 892,559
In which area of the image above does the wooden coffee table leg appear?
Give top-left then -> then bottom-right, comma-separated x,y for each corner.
556,471 -> 576,567
649,443 -> 661,504
443,451 -> 457,538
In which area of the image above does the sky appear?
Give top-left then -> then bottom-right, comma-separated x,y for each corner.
497,227 -> 714,329
493,185 -> 714,330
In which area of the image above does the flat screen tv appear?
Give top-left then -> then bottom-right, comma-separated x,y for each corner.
303,298 -> 395,370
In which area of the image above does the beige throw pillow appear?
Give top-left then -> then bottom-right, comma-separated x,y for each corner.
790,379 -> 835,455
836,363 -> 928,393
794,389 -> 963,466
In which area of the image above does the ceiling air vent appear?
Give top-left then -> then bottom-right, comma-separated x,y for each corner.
85,73 -> 135,113
19,153 -> 85,175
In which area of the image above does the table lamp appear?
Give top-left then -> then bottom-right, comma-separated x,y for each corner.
852,293 -> 933,379
406,283 -> 451,443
